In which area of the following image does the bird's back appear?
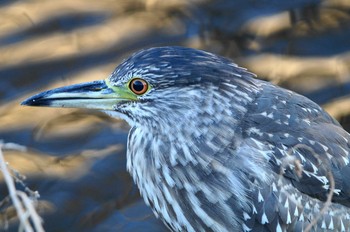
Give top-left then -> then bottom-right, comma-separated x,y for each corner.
239,80 -> 350,231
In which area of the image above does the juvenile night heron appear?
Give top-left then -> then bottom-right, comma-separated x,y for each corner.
22,47 -> 350,231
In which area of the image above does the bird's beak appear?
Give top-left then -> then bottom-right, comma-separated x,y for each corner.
21,79 -> 136,110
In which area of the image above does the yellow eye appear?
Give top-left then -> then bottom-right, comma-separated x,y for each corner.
129,78 -> 148,95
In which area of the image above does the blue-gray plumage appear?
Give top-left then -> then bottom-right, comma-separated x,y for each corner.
22,46 -> 350,231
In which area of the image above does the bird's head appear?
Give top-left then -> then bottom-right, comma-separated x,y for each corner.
22,47 -> 257,130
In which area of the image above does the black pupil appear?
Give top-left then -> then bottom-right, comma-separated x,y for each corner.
133,80 -> 144,92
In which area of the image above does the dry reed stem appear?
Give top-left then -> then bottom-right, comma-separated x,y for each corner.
280,143 -> 335,232
0,141 -> 44,232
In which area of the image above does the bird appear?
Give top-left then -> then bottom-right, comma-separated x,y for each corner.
22,46 -> 350,232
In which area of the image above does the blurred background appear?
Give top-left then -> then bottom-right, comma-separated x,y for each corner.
0,0 -> 350,231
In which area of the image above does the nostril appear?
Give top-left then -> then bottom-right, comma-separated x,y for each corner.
90,87 -> 102,92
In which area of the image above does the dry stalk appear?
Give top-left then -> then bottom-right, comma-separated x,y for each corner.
279,143 -> 335,232
0,141 -> 44,232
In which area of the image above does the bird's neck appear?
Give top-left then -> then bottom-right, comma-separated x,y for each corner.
126,81 -> 261,178
126,81 -> 263,230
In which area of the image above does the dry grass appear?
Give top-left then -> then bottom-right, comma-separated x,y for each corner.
0,141 -> 44,232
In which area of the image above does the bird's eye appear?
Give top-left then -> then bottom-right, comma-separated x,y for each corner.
129,78 -> 148,95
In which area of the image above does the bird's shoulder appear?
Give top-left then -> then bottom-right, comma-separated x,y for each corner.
240,81 -> 350,206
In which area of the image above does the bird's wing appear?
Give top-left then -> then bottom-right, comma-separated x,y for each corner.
242,82 -> 350,207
